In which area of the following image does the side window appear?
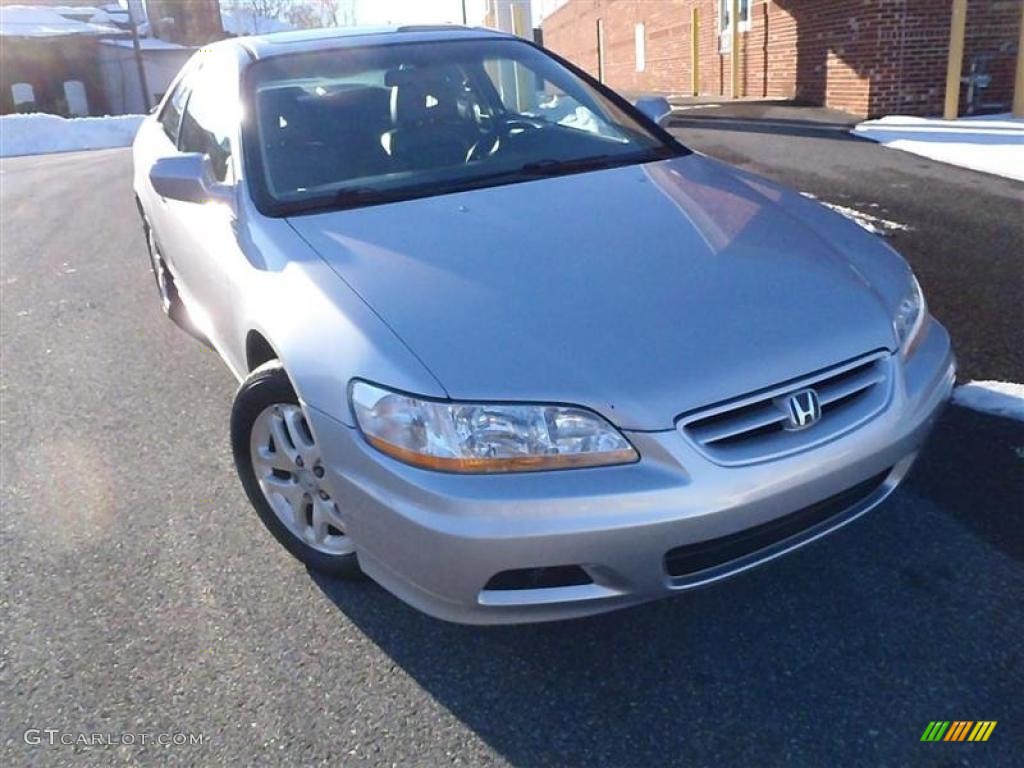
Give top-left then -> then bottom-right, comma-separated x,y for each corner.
483,59 -> 540,114
178,61 -> 237,182
483,58 -> 625,141
159,73 -> 192,145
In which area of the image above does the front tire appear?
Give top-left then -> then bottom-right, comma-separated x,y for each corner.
231,361 -> 361,578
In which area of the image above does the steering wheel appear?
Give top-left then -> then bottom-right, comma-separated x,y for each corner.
466,115 -> 547,163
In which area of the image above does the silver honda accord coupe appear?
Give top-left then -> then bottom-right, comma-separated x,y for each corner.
133,26 -> 955,624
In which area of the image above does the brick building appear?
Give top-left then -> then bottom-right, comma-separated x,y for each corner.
541,0 -> 1022,117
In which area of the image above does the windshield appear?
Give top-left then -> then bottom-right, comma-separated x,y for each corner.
243,37 -> 683,214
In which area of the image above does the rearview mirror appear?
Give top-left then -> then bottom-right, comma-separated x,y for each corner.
149,153 -> 234,206
633,96 -> 672,125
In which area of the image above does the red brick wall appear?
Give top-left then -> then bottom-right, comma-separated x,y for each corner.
871,0 -> 1022,116
963,0 -> 1022,111
541,0 -> 1021,118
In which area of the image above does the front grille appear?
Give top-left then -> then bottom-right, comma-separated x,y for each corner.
664,470 -> 891,579
678,351 -> 892,465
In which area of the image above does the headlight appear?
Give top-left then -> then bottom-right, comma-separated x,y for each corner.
350,381 -> 638,473
893,273 -> 926,356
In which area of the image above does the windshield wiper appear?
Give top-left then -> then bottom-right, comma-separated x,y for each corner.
421,151 -> 664,200
291,150 -> 670,215
519,154 -> 614,175
333,186 -> 393,206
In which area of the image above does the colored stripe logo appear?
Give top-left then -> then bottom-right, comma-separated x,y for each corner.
921,721 -> 997,742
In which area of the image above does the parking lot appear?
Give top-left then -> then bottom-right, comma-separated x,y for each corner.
1,110 -> 1022,766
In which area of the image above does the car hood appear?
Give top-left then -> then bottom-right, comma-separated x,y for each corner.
288,154 -> 897,430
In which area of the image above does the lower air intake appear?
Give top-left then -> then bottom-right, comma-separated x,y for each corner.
484,565 -> 593,591
664,470 -> 891,579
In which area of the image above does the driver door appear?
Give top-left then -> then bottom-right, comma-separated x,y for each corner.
162,54 -> 242,356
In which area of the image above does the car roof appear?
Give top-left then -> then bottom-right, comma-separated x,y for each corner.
230,24 -> 518,60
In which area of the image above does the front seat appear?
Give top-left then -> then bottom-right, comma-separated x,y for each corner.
381,68 -> 476,171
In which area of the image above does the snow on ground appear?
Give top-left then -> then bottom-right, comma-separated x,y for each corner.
0,113 -> 143,158
100,37 -> 185,50
800,192 -> 911,236
953,381 -> 1024,422
853,113 -> 1024,182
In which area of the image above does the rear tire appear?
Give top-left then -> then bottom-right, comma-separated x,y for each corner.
231,361 -> 362,579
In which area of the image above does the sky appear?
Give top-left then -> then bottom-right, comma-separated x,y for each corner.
210,1 -> 568,31
351,0 -> 565,28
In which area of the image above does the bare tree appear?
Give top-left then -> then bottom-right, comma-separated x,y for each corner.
318,0 -> 355,27
261,0 -> 356,30
225,0 -> 289,33
285,2 -> 322,29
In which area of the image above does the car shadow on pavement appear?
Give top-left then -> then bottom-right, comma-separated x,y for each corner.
310,405 -> 1023,767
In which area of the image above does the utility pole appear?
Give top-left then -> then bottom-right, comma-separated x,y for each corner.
126,1 -> 151,112
461,0 -> 468,25
691,7 -> 699,97
943,0 -> 968,119
1013,1 -> 1024,117
730,0 -> 740,99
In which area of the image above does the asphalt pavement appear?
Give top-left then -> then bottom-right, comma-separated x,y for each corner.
1,133 -> 1022,767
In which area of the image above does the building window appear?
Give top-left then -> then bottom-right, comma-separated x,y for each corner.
11,83 -> 36,112
634,23 -> 646,73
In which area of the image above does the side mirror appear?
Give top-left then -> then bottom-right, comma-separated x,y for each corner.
633,96 -> 672,125
149,153 -> 233,206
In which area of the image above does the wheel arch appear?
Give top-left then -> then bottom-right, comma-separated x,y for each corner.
240,330 -> 307,421
245,329 -> 280,373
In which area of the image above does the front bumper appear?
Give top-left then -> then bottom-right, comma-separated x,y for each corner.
307,318 -> 955,624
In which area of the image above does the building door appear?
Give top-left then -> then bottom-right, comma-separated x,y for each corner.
718,0 -> 750,52
63,80 -> 89,116
11,83 -> 36,112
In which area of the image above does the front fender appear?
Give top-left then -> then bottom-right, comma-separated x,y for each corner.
235,216 -> 447,427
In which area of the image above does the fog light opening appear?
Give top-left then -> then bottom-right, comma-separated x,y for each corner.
483,565 -> 593,591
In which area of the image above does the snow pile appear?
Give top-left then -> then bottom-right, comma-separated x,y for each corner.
0,113 -> 143,158
0,4 -> 119,37
221,9 -> 293,36
952,381 -> 1024,422
101,37 -> 185,50
853,113 -> 1024,182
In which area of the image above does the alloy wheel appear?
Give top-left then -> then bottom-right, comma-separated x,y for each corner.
249,403 -> 353,556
